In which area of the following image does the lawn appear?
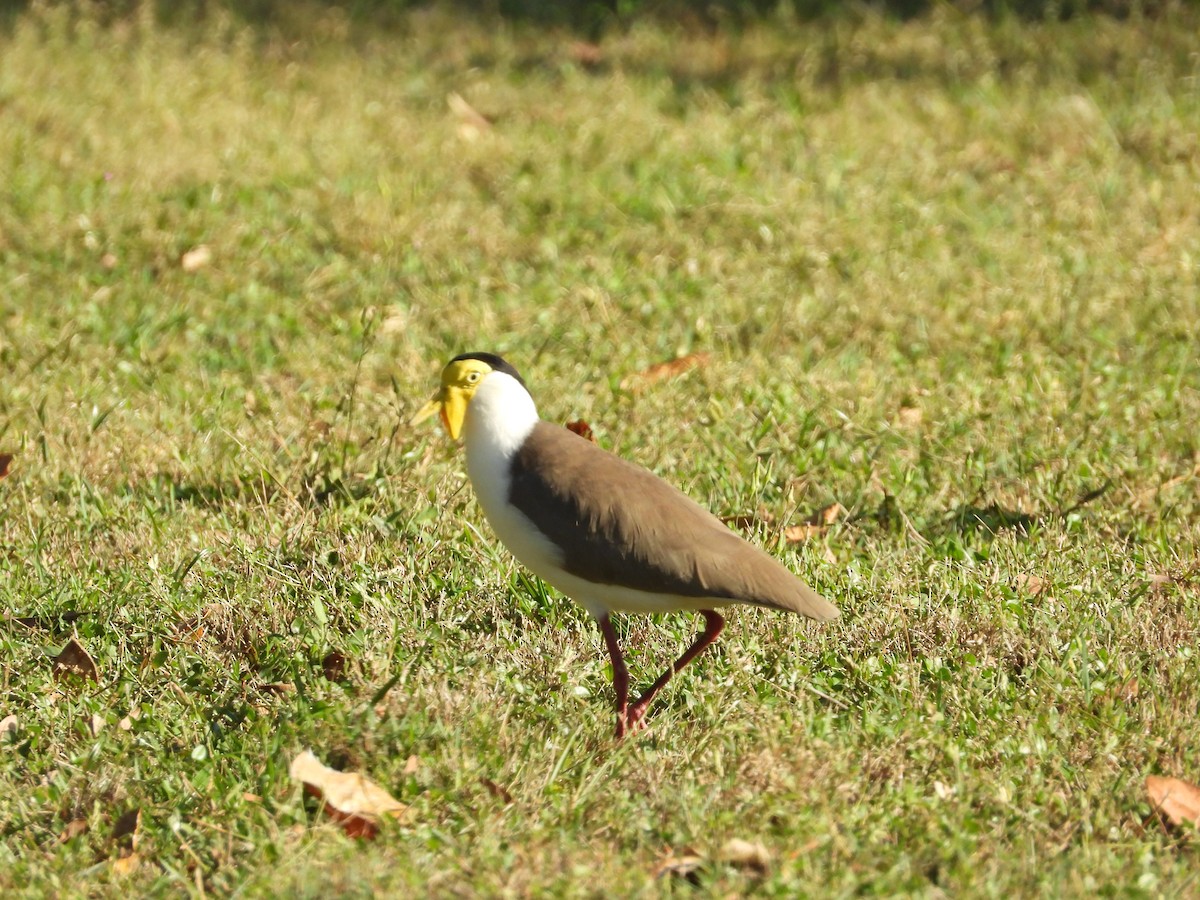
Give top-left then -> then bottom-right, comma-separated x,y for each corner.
1,2 -> 1198,895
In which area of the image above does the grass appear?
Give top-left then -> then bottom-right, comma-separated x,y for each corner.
1,1 -> 1198,895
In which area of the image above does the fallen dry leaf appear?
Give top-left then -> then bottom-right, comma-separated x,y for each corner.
1015,574 -> 1047,597
107,808 -> 143,875
1146,775 -> 1200,828
173,623 -> 206,645
1132,460 -> 1200,509
719,838 -> 771,873
567,41 -> 604,66
403,754 -> 420,776
722,515 -> 756,530
1115,677 -> 1140,703
622,352 -> 711,390
89,713 -> 105,737
111,852 -> 140,876
13,610 -> 90,631
783,502 -> 845,544
112,808 -> 141,851
290,750 -> 408,839
180,245 -> 212,272
380,305 -> 408,335
0,453 -> 12,479
816,502 -> 845,525
0,714 -> 17,737
53,639 -> 99,682
480,777 -> 514,805
447,92 -> 492,141
653,848 -> 705,882
1147,573 -> 1174,595
321,650 -> 347,682
57,818 -> 89,843
722,507 -> 775,530
565,420 -> 595,442
783,523 -> 826,544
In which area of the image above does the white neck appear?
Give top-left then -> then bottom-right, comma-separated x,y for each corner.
463,372 -> 561,575
463,372 -> 539,460
460,372 -> 568,588
463,372 -> 538,511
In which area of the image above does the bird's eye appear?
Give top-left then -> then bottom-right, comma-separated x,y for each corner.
466,371 -> 481,383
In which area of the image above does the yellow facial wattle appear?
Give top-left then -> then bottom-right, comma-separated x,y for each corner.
409,358 -> 493,441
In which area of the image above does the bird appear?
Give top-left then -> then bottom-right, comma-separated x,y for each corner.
411,351 -> 839,737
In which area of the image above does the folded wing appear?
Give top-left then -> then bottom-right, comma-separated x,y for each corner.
508,423 -> 839,621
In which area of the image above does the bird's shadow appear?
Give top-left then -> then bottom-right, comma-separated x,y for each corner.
133,470 -> 374,512
866,480 -> 1111,547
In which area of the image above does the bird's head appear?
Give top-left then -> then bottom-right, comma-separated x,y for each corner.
410,352 -> 525,440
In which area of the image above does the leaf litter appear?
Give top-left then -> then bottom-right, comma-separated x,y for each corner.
290,750 -> 408,839
110,808 -> 141,876
783,502 -> 845,544
1146,775 -> 1200,829
53,638 -> 99,682
622,352 -> 710,391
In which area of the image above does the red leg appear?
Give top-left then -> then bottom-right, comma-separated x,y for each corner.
597,614 -> 630,738
627,610 -> 725,729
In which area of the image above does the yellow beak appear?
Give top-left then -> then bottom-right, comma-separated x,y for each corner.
409,387 -> 469,440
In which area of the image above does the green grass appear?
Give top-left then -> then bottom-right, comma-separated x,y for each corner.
2,2 -> 1199,895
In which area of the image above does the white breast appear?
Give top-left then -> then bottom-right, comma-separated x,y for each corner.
463,373 -> 566,583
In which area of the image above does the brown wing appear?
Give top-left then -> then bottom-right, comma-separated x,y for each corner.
508,423 -> 838,620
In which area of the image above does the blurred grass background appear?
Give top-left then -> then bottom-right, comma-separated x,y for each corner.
1,1 -> 1198,895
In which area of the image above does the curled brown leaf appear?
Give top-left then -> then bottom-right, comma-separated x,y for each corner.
568,41 -> 604,66
1115,677 -> 1140,703
719,837 -> 771,873
722,507 -> 775,531
1146,775 -> 1200,828
181,245 -> 212,272
111,853 -> 140,876
653,848 -> 705,882
622,352 -> 710,390
1014,574 -> 1047,597
565,420 -> 595,442
480,777 -> 514,805
290,750 -> 408,840
57,818 -> 89,843
53,639 -> 99,682
816,502 -> 845,525
447,92 -> 493,141
321,650 -> 347,682
112,808 -> 141,851
13,610 -> 90,631
784,502 -> 845,544
783,523 -> 826,544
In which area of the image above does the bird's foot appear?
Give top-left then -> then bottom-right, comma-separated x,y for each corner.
614,705 -> 651,739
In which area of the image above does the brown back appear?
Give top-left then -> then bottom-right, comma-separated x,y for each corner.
508,423 -> 838,620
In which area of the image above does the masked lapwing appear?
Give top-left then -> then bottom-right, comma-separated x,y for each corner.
412,352 -> 839,737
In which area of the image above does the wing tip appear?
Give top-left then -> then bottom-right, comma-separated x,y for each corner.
811,597 -> 841,622
789,586 -> 841,622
